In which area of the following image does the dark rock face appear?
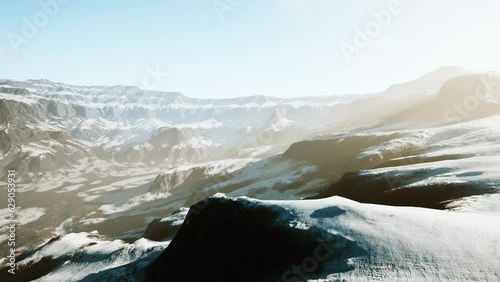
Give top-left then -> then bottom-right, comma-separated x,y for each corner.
149,127 -> 197,147
149,170 -> 192,194
146,196 -> 366,282
143,209 -> 187,241
0,257 -> 62,282
315,169 -> 498,209
0,235 -> 65,282
143,218 -> 181,241
281,133 -> 400,173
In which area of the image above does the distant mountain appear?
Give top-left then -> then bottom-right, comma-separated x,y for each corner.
0,79 -> 354,181
5,194 -> 499,281
385,65 -> 469,95
3,67 -> 500,281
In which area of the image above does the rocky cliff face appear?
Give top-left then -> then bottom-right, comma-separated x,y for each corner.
3,69 -> 500,281
145,195 -> 365,282
0,79 -> 354,181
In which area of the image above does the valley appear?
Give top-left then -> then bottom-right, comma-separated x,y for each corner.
1,66 -> 500,281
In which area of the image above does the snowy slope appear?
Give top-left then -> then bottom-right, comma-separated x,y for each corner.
0,79 -> 355,182
4,194 -> 499,281
283,196 -> 500,281
1,66 -> 482,182
146,195 -> 500,281
2,68 -> 500,281
0,231 -> 169,282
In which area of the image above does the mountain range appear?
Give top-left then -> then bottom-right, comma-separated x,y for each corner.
1,66 -> 500,281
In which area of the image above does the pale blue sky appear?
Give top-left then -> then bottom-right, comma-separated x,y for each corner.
1,0 -> 500,98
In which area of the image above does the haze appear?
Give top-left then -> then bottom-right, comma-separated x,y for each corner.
1,0 -> 500,98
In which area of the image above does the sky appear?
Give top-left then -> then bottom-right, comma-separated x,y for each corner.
1,0 -> 500,98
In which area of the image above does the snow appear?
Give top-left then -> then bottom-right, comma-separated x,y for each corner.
37,232 -> 96,257
267,196 -> 500,281
2,74 -> 500,280
0,208 -> 46,245
159,207 -> 189,226
98,192 -> 172,215
0,207 -> 46,227
54,218 -> 74,235
16,157 -> 167,193
0,234 -> 8,244
175,118 -> 223,129
79,218 -> 107,225
21,232 -> 170,282
56,184 -> 84,193
21,144 -> 54,157
0,93 -> 38,105
161,158 -> 256,177
6,194 -> 500,281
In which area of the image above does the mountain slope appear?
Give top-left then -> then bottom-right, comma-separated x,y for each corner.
2,68 -> 500,281
145,195 -> 500,282
0,79 -> 355,181
8,194 -> 499,281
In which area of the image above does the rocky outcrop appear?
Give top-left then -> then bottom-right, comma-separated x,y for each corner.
143,208 -> 188,241
146,195 -> 366,282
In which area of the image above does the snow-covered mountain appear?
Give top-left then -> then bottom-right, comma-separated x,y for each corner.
4,193 -> 499,281
2,66 -> 500,281
0,79 -> 357,182
145,194 -> 500,281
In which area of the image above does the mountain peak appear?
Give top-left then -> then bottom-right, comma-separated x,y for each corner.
431,65 -> 468,74
385,66 -> 469,95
